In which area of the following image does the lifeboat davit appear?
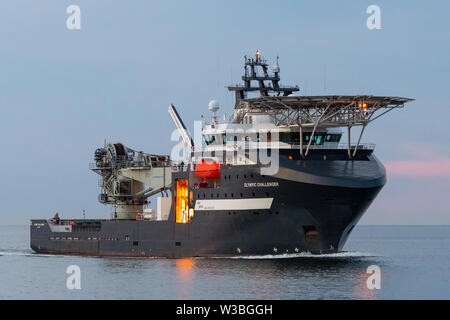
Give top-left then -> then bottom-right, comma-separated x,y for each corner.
194,159 -> 221,179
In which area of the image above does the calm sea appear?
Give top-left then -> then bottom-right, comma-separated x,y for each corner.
0,225 -> 449,299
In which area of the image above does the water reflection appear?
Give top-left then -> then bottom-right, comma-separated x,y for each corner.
175,258 -> 195,279
96,253 -> 383,299
174,258 -> 195,299
354,267 -> 378,300
189,255 -> 384,299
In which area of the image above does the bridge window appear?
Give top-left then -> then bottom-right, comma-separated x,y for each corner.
204,135 -> 216,145
279,132 -> 341,145
331,134 -> 342,142
243,116 -> 253,124
316,135 -> 323,144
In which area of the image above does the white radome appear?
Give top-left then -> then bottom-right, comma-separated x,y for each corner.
208,100 -> 220,112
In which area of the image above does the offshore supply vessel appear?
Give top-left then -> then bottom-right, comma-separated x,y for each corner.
30,52 -> 413,257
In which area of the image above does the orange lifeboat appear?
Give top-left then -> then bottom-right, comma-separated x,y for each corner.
194,159 -> 221,179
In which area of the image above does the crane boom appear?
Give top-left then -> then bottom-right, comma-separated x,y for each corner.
168,104 -> 194,152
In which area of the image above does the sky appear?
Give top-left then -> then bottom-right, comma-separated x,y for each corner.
0,0 -> 449,225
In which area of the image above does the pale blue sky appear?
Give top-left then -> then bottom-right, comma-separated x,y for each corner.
0,1 -> 449,224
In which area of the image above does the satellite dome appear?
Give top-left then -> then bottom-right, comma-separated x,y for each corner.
272,65 -> 280,73
208,100 -> 220,112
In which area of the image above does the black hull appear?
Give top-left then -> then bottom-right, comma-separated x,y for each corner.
30,151 -> 385,258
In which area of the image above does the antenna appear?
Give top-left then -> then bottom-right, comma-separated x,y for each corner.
228,53 -> 299,105
272,56 -> 280,74
208,100 -> 220,124
217,56 -> 221,98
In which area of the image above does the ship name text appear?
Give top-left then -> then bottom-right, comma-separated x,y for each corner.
244,182 -> 279,188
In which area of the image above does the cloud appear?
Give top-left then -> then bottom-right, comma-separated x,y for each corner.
385,159 -> 450,178
383,142 -> 450,178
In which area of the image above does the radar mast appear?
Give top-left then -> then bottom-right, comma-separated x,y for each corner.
227,51 -> 299,105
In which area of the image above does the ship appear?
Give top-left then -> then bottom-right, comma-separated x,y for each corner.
30,52 -> 413,257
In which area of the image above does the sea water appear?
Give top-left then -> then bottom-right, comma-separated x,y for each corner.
0,225 -> 449,299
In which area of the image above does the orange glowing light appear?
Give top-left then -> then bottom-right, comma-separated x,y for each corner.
175,258 -> 195,282
358,102 -> 368,112
256,50 -> 260,56
175,179 -> 190,223
177,258 -> 194,271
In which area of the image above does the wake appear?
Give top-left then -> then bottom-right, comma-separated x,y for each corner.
222,251 -> 377,260
0,250 -> 55,258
